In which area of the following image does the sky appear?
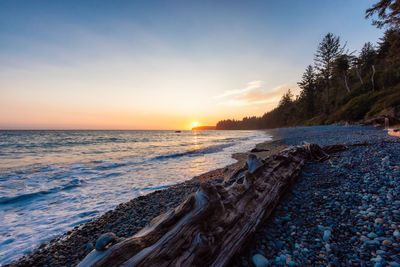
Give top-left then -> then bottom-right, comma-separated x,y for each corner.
0,0 -> 384,130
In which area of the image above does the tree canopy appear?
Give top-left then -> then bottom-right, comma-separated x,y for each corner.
366,0 -> 400,28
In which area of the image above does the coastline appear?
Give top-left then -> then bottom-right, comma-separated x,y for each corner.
7,132 -> 279,266
9,125 -> 400,266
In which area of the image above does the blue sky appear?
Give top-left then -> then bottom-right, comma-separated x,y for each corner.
0,0 -> 383,129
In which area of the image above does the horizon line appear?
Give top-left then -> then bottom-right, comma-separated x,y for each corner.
0,128 -> 222,131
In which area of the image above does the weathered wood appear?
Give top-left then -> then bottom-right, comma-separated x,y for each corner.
78,144 -> 344,267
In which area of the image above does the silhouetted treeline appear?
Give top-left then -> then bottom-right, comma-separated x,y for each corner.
217,1 -> 400,130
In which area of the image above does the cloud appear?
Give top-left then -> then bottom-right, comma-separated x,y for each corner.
217,81 -> 300,108
214,80 -> 264,99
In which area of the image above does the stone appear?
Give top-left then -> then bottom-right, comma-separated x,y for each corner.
382,239 -> 392,247
86,243 -> 94,251
365,240 -> 380,249
323,230 -> 331,242
251,254 -> 269,267
394,230 -> 400,238
325,243 -> 331,253
376,250 -> 386,256
368,232 -> 378,239
95,232 -> 116,251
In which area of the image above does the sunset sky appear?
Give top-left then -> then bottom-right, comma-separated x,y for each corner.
0,0 -> 383,130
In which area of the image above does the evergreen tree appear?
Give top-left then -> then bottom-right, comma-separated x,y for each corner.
314,33 -> 346,111
298,65 -> 316,117
359,42 -> 376,68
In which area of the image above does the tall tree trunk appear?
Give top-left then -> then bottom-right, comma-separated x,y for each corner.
325,74 -> 330,114
355,67 -> 363,84
343,73 -> 350,93
371,65 -> 376,91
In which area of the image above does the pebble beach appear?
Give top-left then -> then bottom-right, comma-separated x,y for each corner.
8,125 -> 400,266
236,126 -> 400,267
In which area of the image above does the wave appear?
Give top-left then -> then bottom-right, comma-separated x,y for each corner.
0,178 -> 83,205
213,135 -> 259,143
152,143 -> 235,161
140,184 -> 176,191
93,162 -> 128,170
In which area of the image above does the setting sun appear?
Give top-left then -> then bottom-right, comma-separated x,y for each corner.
192,122 -> 199,128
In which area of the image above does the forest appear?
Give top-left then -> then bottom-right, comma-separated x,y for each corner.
216,0 -> 400,130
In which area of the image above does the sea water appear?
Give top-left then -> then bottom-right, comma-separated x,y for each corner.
0,130 -> 270,264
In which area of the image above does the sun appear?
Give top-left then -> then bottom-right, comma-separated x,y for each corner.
192,122 -> 199,128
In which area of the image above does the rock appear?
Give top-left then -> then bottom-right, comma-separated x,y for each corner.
251,254 -> 269,267
95,232 -> 116,251
394,230 -> 400,238
371,255 -> 382,262
376,250 -> 386,255
365,240 -> 380,249
323,230 -> 331,242
325,243 -> 331,253
86,242 -> 94,251
368,232 -> 378,239
382,239 -> 392,247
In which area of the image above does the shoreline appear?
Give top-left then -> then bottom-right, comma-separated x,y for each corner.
10,125 -> 400,266
7,132 -> 279,266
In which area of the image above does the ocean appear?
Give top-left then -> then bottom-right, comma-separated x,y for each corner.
0,130 -> 270,264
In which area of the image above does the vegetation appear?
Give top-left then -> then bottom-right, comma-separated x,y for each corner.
216,1 -> 400,130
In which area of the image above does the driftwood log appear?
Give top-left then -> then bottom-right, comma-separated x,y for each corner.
78,143 -> 346,267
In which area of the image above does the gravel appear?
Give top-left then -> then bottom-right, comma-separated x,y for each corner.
234,125 -> 400,266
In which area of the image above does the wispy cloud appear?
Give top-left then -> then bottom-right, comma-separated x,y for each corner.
214,80 -> 264,99
216,81 -> 300,108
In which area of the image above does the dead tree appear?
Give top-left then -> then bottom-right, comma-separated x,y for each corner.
371,65 -> 376,91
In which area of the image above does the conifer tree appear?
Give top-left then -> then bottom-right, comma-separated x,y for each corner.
314,33 -> 346,112
298,65 -> 316,116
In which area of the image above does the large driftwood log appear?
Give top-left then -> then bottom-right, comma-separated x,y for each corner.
78,143 -> 345,267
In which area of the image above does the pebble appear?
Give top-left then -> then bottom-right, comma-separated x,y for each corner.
394,230 -> 400,238
95,232 -> 116,251
251,254 -> 269,267
382,239 -> 393,247
368,232 -> 378,239
323,230 -> 331,242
